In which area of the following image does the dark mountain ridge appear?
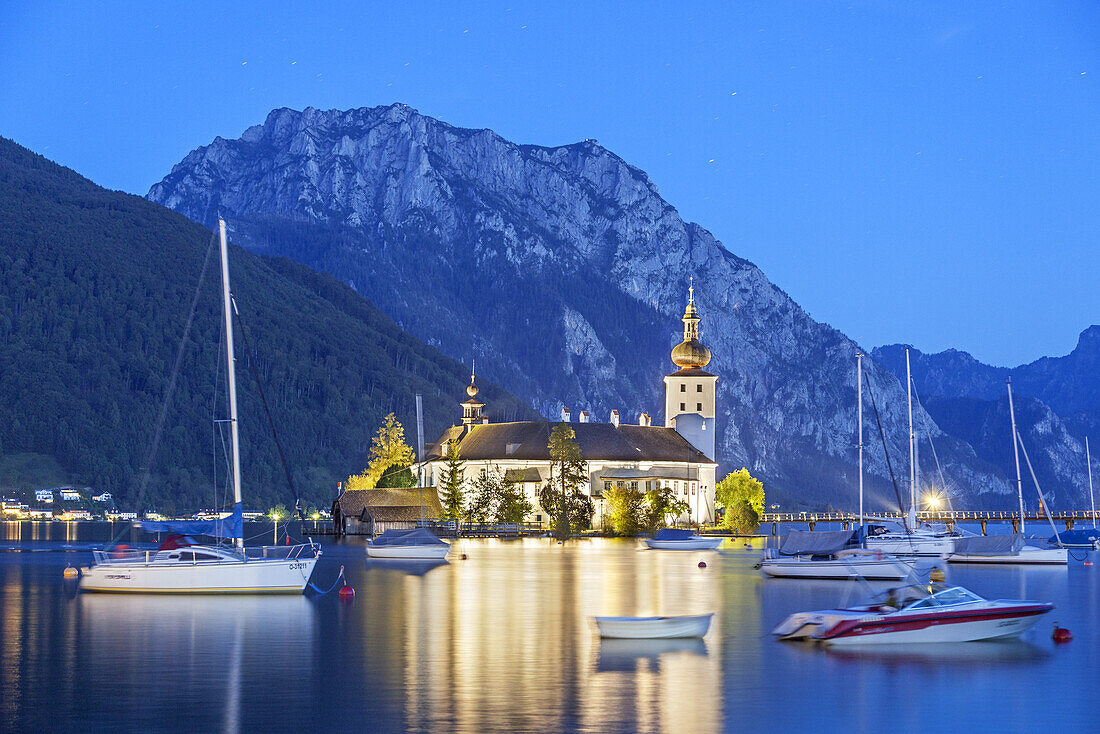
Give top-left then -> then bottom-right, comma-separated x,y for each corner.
0,136 -> 532,512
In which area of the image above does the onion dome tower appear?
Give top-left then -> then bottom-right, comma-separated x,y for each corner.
663,278 -> 718,460
461,361 -> 485,426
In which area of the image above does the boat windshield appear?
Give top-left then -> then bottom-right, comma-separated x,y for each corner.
872,584 -> 984,609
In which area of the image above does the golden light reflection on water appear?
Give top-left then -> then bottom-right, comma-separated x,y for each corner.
363,538 -> 740,733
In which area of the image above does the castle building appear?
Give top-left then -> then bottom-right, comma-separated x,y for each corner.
422,284 -> 720,527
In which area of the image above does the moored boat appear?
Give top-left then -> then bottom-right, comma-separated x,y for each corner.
946,534 -> 1067,565
644,528 -> 722,550
594,613 -> 713,639
758,529 -> 914,580
772,583 -> 1053,645
366,528 -> 450,559
80,219 -> 321,594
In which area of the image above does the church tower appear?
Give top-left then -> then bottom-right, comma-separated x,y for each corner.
461,361 -> 485,427
663,279 -> 718,460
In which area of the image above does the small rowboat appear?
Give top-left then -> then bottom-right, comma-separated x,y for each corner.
594,613 -> 713,639
644,528 -> 722,550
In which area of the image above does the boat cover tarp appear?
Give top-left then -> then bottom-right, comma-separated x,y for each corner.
779,529 -> 854,556
952,534 -> 1024,556
1051,528 -> 1100,546
138,502 -> 243,539
653,528 -> 694,541
371,528 -> 447,546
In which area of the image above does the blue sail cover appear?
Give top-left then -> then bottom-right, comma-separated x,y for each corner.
1052,528 -> 1100,546
371,528 -> 447,546
139,503 -> 243,539
653,528 -> 694,541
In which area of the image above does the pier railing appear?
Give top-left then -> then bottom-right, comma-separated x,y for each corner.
759,510 -> 1100,534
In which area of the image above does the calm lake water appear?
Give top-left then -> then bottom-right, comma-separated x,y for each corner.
1,522 -> 1097,733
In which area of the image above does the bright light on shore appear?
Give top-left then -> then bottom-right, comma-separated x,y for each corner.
924,493 -> 943,510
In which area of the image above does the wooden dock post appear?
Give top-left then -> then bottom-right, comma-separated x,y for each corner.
1011,518 -> 1019,533
808,521 -> 816,531
980,519 -> 987,535
772,522 -> 778,536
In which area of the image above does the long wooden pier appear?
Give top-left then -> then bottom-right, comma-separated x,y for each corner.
760,510 -> 1100,535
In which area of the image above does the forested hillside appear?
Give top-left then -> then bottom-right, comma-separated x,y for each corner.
0,137 -> 533,512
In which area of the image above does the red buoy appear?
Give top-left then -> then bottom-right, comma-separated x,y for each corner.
338,585 -> 355,600
698,561 -> 707,568
1084,561 -> 1094,567
1053,625 -> 1073,643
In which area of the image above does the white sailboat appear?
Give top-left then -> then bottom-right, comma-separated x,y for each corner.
758,354 -> 914,580
864,349 -> 959,557
947,378 -> 1066,565
80,218 -> 321,593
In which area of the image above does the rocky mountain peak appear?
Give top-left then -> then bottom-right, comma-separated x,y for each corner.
148,105 -> 1020,508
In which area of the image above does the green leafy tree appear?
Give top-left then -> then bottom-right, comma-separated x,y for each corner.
604,483 -> 645,537
642,485 -> 691,531
347,413 -> 417,490
438,439 -> 466,520
466,469 -> 532,523
538,483 -> 595,534
715,468 -> 764,533
544,422 -> 588,539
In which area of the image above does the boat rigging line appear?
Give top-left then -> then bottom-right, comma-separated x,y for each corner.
133,231 -> 217,514
229,294 -> 305,522
862,364 -> 916,554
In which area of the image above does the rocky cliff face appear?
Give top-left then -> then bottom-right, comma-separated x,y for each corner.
149,104 -> 1015,508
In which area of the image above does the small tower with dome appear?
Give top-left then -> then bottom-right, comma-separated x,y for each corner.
663,279 -> 718,460
461,361 -> 486,426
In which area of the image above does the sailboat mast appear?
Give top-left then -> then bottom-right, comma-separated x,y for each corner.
1007,378 -> 1024,534
1087,436 -> 1096,529
218,218 -> 244,548
906,348 -> 915,525
857,353 -> 864,529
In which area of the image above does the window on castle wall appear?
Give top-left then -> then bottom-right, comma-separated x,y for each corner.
697,384 -> 702,392
680,384 -> 686,392
680,403 -> 685,411
697,403 -> 702,411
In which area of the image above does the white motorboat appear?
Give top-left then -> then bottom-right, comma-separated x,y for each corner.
644,528 -> 722,550
946,534 -> 1067,565
772,583 -> 1053,645
366,528 -> 450,559
79,218 -> 321,594
594,613 -> 713,639
758,529 -> 914,580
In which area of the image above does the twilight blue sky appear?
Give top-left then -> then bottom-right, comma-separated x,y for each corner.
2,1 -> 1097,366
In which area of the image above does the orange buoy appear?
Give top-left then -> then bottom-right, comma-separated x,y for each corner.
338,585 -> 355,600
1053,625 -> 1073,643
63,566 -> 79,579
698,561 -> 707,568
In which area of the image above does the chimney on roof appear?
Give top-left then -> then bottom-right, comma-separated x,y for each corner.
560,407 -> 571,423
578,410 -> 590,423
638,413 -> 651,427
610,409 -> 620,427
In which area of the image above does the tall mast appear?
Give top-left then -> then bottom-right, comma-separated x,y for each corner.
857,353 -> 864,529
906,348 -> 915,528
1088,436 -> 1096,529
218,218 -> 244,548
1006,378 -> 1024,534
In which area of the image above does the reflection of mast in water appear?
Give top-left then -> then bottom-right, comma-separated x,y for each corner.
224,614 -> 243,734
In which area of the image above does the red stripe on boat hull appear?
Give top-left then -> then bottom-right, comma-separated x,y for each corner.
823,604 -> 1054,640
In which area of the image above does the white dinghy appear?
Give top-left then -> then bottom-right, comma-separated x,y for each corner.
594,613 -> 713,639
366,528 -> 450,560
644,528 -> 722,550
758,529 -> 914,580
